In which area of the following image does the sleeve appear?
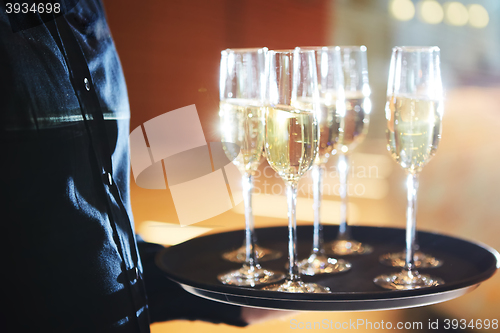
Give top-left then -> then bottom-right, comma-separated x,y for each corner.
136,238 -> 248,327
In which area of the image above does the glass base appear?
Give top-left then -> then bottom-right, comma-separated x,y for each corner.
262,279 -> 331,293
297,253 -> 351,276
218,265 -> 285,287
373,270 -> 444,290
222,245 -> 282,263
327,239 -> 373,255
379,251 -> 443,268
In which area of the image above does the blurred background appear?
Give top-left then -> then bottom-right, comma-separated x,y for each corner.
103,0 -> 500,331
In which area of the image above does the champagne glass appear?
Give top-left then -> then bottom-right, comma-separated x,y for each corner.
374,46 -> 444,290
296,47 -> 351,276
262,48 -> 330,293
220,48 -> 282,264
327,46 -> 373,256
218,48 -> 284,286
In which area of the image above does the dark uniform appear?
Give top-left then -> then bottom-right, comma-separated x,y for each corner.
0,1 -> 244,331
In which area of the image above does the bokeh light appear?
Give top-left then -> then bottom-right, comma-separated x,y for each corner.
444,2 -> 469,26
418,0 -> 444,24
390,0 -> 415,21
468,4 -> 489,28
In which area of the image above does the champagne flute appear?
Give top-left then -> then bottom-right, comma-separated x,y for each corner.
218,48 -> 284,286
374,46 -> 444,290
297,46 -> 351,276
262,48 -> 330,293
327,46 -> 373,256
220,48 -> 282,264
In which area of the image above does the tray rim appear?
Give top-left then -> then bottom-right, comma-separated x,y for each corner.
155,225 -> 499,310
177,281 -> 479,311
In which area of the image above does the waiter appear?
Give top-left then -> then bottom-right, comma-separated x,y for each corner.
0,1 -> 287,331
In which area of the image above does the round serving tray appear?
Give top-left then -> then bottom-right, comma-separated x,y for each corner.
156,225 -> 499,311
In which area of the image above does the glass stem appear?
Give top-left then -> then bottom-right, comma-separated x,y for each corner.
286,181 -> 300,282
243,174 -> 258,268
312,164 -> 324,254
338,153 -> 351,240
405,173 -> 419,272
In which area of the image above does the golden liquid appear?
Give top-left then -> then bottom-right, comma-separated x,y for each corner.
311,93 -> 370,164
338,96 -> 370,153
315,101 -> 339,165
294,96 -> 339,165
219,100 -> 265,175
265,105 -> 318,184
386,95 -> 442,174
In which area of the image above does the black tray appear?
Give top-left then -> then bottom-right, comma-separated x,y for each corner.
156,226 -> 499,311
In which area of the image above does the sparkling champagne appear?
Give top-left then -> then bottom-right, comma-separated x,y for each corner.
265,105 -> 318,183
338,93 -> 370,153
219,99 -> 265,175
315,101 -> 339,165
295,96 -> 339,165
386,95 -> 442,174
